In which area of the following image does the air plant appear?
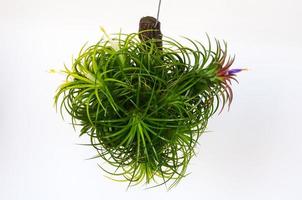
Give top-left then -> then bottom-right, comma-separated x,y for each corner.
54,16 -> 244,189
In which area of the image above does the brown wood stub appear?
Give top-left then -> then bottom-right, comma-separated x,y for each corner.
138,16 -> 162,48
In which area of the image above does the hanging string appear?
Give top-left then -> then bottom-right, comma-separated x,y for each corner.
154,0 -> 162,27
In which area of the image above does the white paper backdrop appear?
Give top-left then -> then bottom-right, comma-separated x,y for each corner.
1,0 -> 302,199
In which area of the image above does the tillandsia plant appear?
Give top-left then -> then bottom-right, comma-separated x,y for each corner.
54,16 -> 245,189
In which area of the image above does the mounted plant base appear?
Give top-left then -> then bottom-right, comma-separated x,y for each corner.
54,16 -> 245,190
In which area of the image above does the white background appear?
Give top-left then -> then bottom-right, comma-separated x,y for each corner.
1,0 -> 302,199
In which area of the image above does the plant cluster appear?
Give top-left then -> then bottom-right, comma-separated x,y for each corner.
55,31 -> 243,189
